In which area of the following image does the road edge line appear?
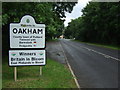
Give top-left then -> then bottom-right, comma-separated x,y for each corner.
59,41 -> 80,89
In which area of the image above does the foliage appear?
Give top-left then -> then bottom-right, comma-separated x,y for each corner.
2,2 -> 76,56
2,2 -> 76,40
2,58 -> 77,88
64,2 -> 120,46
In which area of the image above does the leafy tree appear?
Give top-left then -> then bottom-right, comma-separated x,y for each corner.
2,2 -> 76,39
64,2 -> 120,46
2,2 -> 76,56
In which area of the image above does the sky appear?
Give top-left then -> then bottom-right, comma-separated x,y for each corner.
64,0 -> 92,27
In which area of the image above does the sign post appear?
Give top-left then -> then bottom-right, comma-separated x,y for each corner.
14,67 -> 17,81
9,15 -> 46,81
40,67 -> 42,76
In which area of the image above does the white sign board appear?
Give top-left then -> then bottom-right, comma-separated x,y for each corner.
9,50 -> 46,66
10,15 -> 45,48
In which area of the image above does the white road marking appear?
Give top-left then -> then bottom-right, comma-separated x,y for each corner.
63,40 -> 119,61
82,46 -> 120,61
59,42 -> 81,89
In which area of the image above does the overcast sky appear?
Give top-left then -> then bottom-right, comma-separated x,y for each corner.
64,0 -> 91,27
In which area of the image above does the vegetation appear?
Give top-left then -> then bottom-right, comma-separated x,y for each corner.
2,58 -> 77,88
75,40 -> 120,50
2,2 -> 78,88
2,2 -> 77,56
2,2 -> 76,40
64,2 -> 120,47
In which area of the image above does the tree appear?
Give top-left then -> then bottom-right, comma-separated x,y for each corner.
2,2 -> 77,56
64,2 -> 120,46
2,2 -> 76,40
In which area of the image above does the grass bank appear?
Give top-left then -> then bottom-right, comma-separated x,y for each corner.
46,38 -> 59,42
2,58 -> 77,88
74,40 -> 120,50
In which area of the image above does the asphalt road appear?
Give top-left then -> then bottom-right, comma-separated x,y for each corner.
46,41 -> 66,64
59,39 -> 119,88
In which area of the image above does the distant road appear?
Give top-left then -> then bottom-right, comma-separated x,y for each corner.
60,39 -> 119,88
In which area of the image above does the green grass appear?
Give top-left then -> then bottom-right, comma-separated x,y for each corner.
47,38 -> 59,42
2,58 -> 77,88
74,40 -> 120,50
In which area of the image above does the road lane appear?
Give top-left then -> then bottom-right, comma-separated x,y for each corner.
60,39 -> 118,88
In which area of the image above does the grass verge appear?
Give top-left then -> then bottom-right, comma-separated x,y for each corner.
74,40 -> 120,50
2,58 -> 77,88
46,38 -> 58,42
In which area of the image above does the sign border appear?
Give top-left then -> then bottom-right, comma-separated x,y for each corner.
9,15 -> 46,49
8,50 -> 47,67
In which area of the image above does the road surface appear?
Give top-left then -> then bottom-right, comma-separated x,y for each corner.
46,39 -> 119,88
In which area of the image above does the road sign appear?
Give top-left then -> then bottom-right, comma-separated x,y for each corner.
10,15 -> 45,48
9,15 -> 46,81
9,50 -> 46,66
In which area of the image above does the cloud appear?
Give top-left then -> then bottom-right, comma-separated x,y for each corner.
64,0 -> 91,27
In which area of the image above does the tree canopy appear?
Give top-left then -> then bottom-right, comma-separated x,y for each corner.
2,2 -> 76,40
64,2 -> 120,46
2,2 -> 77,56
